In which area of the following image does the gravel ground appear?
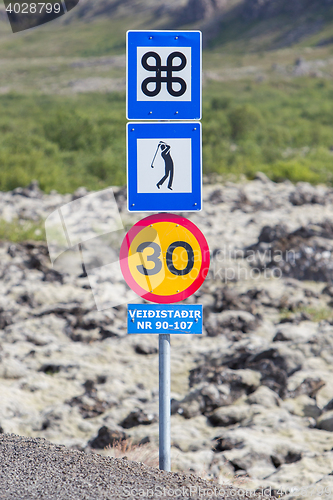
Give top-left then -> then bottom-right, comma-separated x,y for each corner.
0,434 -> 266,500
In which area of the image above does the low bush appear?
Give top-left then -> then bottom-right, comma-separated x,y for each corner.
1,78 -> 333,193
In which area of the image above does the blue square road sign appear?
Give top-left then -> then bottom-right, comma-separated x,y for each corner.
127,121 -> 202,212
127,30 -> 202,120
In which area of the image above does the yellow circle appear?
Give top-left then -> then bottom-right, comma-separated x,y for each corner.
128,221 -> 202,296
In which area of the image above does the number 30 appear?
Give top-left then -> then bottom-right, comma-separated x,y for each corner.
136,241 -> 194,276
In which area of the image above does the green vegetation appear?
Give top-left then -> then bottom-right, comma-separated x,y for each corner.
1,77 -> 333,193
0,219 -> 45,242
1,3 -> 333,193
0,92 -> 126,193
280,305 -> 333,322
202,78 -> 333,184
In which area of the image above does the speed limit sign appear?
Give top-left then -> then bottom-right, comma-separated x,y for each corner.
120,213 -> 210,303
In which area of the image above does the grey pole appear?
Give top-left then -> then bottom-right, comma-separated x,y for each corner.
159,333 -> 171,471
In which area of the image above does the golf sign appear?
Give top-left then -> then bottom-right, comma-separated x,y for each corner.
127,122 -> 202,212
120,214 -> 209,303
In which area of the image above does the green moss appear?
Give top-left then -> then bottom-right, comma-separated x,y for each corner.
0,219 -> 45,242
280,306 -> 333,323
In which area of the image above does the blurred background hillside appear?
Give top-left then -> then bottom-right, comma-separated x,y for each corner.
2,2 -> 333,486
1,0 -> 333,192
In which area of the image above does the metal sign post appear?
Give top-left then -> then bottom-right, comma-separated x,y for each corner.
122,217 -> 208,470
125,30 -> 205,472
159,333 -> 171,471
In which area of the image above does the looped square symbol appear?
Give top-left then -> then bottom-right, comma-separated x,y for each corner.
141,51 -> 187,98
127,31 -> 201,119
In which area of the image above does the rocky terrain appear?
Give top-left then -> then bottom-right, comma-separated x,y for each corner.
70,0 -> 333,25
69,0 -> 228,24
1,176 -> 333,497
68,0 -> 333,47
242,0 -> 333,20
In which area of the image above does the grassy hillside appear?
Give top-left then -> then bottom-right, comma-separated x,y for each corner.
0,2 -> 333,192
1,77 -> 333,193
0,93 -> 126,192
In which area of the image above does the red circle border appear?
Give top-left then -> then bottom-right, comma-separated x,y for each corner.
119,214 -> 210,304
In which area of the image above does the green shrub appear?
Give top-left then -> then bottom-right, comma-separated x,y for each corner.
0,219 -> 45,242
1,78 -> 333,192
227,104 -> 263,140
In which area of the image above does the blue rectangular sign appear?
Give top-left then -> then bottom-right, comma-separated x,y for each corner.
127,30 -> 202,120
128,304 -> 203,334
127,121 -> 202,212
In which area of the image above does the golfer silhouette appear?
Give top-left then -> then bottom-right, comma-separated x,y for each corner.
151,141 -> 174,190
